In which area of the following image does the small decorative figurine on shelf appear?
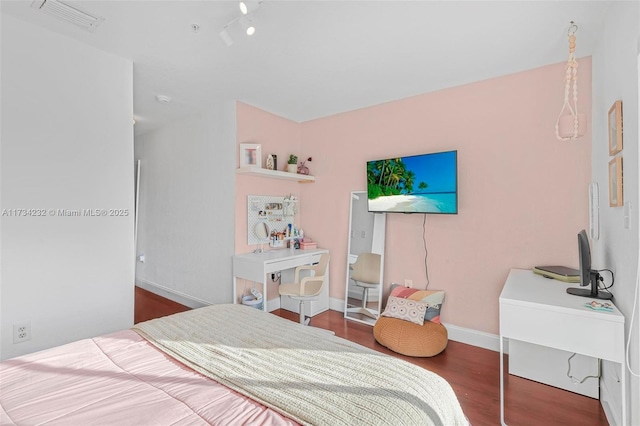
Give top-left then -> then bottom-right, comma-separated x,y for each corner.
266,154 -> 276,170
298,157 -> 312,175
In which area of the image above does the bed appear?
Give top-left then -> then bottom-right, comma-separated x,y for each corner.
1,304 -> 468,425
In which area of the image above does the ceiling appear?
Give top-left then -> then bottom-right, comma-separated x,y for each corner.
2,1 -> 612,135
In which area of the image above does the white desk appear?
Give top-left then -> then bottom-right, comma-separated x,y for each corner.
499,269 -> 625,425
232,248 -> 329,314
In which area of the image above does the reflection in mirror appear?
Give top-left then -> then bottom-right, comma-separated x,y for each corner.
344,191 -> 386,325
253,222 -> 269,253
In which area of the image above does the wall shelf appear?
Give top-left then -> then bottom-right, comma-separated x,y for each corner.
236,167 -> 315,183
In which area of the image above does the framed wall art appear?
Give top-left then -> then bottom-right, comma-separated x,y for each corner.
608,156 -> 623,207
608,100 -> 623,155
239,143 -> 262,168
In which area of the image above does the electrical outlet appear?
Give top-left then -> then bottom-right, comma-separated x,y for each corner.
13,322 -> 31,343
404,279 -> 413,288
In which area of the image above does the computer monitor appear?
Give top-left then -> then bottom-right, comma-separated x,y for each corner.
566,229 -> 612,300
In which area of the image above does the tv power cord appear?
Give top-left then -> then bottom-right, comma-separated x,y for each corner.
422,214 -> 430,289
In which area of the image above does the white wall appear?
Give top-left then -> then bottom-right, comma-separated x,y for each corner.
0,15 -> 134,360
134,104 -> 236,307
591,2 -> 640,424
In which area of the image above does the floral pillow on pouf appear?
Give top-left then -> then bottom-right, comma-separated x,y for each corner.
387,284 -> 445,324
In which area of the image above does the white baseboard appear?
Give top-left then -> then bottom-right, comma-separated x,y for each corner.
266,297 -> 281,312
138,278 -> 286,314
329,297 -> 345,312
136,278 -> 210,309
443,323 -> 506,353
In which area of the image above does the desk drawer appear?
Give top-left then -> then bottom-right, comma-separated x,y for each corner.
265,253 -> 322,272
500,303 -> 623,362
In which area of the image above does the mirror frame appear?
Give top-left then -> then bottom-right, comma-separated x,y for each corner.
343,191 -> 386,325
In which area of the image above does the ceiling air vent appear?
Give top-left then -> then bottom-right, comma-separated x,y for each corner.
30,0 -> 104,32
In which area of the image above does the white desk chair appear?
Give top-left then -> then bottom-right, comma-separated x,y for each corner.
346,252 -> 381,320
279,253 -> 330,325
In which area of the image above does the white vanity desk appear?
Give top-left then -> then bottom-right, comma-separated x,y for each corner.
232,248 -> 329,314
499,268 -> 626,425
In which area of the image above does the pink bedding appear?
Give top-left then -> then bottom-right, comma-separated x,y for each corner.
0,330 -> 298,425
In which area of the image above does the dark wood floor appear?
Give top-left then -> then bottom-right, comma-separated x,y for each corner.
134,286 -> 191,324
135,287 -> 609,426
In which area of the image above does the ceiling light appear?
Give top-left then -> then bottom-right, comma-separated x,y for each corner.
239,16 -> 255,36
156,95 -> 171,104
239,0 -> 261,15
30,0 -> 105,32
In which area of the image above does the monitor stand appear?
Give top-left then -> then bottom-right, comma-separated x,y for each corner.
566,270 -> 613,300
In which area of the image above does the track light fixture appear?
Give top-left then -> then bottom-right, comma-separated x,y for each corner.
218,1 -> 263,46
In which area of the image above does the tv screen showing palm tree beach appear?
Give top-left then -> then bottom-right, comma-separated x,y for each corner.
367,150 -> 457,214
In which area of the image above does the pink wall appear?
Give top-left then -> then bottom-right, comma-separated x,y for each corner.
235,102 -> 303,300
236,58 -> 591,335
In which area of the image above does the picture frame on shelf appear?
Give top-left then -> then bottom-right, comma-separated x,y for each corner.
240,143 -> 262,168
608,156 -> 623,207
608,100 -> 623,155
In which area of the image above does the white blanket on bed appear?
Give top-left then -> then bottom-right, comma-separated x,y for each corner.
133,304 -> 468,426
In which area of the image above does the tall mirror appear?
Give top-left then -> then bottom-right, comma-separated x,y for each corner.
344,191 -> 386,325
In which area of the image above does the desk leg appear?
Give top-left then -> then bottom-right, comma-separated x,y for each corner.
262,276 -> 268,312
500,334 -> 507,426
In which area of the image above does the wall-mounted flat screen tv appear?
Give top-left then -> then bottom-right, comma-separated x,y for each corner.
367,150 -> 457,214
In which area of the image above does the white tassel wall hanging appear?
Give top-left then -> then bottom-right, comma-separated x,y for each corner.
555,21 -> 586,140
